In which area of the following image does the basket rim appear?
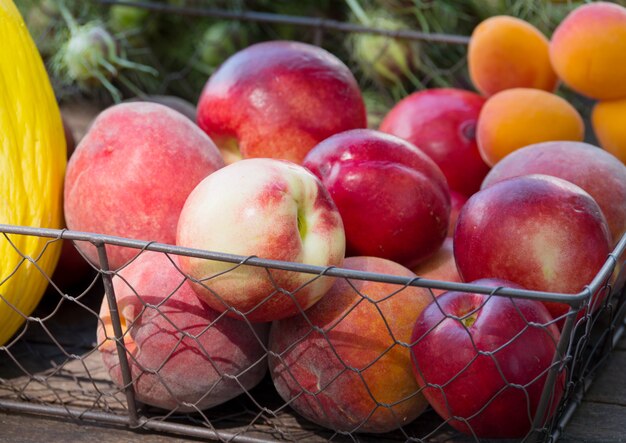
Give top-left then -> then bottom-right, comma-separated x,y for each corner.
2,223 -> 624,305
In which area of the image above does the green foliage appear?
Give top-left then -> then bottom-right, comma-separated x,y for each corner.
17,0 -> 605,112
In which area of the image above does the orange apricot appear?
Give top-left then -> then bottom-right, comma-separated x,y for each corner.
550,2 -> 626,100
468,15 -> 558,97
476,88 -> 584,167
592,99 -> 626,165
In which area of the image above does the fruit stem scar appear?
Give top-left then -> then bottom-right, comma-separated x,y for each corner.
461,314 -> 477,328
297,207 -> 307,239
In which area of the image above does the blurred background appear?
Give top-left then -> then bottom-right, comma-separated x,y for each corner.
15,0 -> 622,126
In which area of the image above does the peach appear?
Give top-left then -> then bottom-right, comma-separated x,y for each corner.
550,2 -> 626,100
63,102 -> 224,269
97,251 -> 269,412
412,238 -> 461,297
476,88 -> 584,166
468,15 -> 558,97
592,98 -> 626,165
268,256 -> 432,434
481,141 -> 626,245
176,158 -> 346,323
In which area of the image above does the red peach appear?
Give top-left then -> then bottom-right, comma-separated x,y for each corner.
97,252 -> 269,412
64,102 -> 224,269
269,256 -> 432,433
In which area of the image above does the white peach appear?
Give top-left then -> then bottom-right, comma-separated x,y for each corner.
176,158 -> 346,322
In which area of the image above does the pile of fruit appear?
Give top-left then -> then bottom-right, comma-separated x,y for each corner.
3,0 -> 626,440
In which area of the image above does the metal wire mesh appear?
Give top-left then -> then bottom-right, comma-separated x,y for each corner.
4,2 -> 626,441
1,224 -> 625,442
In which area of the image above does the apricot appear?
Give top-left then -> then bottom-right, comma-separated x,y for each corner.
592,98 -> 626,165
550,2 -> 626,100
476,88 -> 584,166
468,15 -> 558,97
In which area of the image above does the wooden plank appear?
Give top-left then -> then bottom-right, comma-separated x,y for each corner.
617,332 -> 626,351
559,402 -> 626,442
0,411 -> 202,443
583,350 -> 626,406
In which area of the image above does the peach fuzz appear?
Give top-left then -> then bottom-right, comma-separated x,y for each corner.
592,98 -> 626,165
412,238 -> 461,297
269,256 -> 432,434
468,15 -> 557,97
481,141 -> 626,245
97,252 -> 269,412
550,2 -> 626,100
176,158 -> 346,323
63,102 -> 225,269
476,88 -> 584,167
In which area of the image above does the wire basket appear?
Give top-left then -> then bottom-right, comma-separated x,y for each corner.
4,2 -> 626,442
1,224 -> 625,442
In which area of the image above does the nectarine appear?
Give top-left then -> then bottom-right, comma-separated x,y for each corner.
379,88 -> 489,197
196,40 -> 367,164
176,158 -> 346,322
455,174 -> 612,321
482,141 -> 626,245
303,129 -> 450,268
